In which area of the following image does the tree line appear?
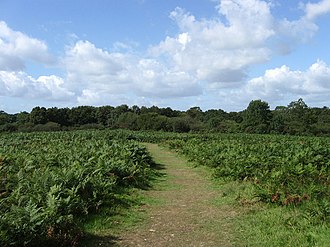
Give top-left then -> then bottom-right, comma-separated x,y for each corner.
1,98 -> 330,136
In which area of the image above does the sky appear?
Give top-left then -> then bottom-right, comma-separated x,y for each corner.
1,0 -> 330,113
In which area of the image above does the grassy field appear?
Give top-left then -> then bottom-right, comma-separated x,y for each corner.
1,130 -> 329,246
164,133 -> 330,246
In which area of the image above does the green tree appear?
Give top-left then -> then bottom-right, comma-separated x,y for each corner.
0,111 -> 11,125
117,112 -> 138,130
68,106 -> 97,126
186,107 -> 203,120
242,100 -> 272,133
46,107 -> 69,126
286,98 -> 311,134
16,111 -> 30,125
96,106 -> 114,126
159,107 -> 179,117
130,105 -> 141,115
29,107 -> 48,125
170,117 -> 191,133
136,113 -> 168,131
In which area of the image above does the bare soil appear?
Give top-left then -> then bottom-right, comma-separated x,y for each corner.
113,143 -> 238,247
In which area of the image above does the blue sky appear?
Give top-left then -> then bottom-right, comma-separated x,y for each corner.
1,0 -> 330,113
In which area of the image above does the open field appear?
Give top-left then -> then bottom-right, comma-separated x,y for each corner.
0,130 -> 329,246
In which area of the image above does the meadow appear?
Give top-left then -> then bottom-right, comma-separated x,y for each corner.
0,130 -> 329,246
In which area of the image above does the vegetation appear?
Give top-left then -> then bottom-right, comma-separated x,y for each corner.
165,133 -> 329,244
167,133 -> 330,207
1,98 -> 330,136
0,126 -> 329,245
0,130 -> 156,246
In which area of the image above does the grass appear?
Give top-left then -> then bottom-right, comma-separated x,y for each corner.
79,186 -> 168,247
173,156 -> 329,247
80,143 -> 329,246
81,192 -> 145,234
78,190 -> 148,246
78,155 -> 167,246
235,206 -> 330,247
207,177 -> 330,247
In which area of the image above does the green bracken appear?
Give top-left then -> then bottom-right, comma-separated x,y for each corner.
0,130 -> 156,246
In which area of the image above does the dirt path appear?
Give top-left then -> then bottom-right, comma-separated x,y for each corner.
115,143 -> 237,247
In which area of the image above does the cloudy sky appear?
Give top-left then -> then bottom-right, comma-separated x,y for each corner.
1,0 -> 330,113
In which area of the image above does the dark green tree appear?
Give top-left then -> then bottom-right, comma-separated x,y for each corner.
96,106 -> 114,126
16,111 -> 30,125
29,107 -> 48,125
68,106 -> 97,126
117,112 -> 138,130
242,100 -> 272,133
186,107 -> 203,120
286,98 -> 311,134
46,107 -> 69,126
0,111 -> 11,125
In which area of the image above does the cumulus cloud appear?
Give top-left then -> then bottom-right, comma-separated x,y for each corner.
0,71 -> 74,100
245,60 -> 330,103
150,0 -> 275,85
64,40 -> 129,92
2,0 -> 330,111
0,21 -> 54,71
63,40 -> 201,104
132,58 -> 201,97
305,0 -> 330,20
56,0 -> 330,106
273,0 -> 330,54
149,0 -> 322,87
275,18 -> 318,55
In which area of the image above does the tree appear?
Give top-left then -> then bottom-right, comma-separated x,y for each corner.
159,107 -> 178,117
29,107 -> 48,125
288,98 -> 308,111
204,109 -> 227,122
96,106 -> 114,126
117,112 -> 138,130
271,107 -> 286,134
242,100 -> 272,133
171,117 -> 191,133
137,113 -> 162,130
286,98 -> 311,134
16,111 -> 30,125
186,107 -> 203,120
0,111 -> 11,125
130,105 -> 141,115
46,107 -> 69,126
68,106 -> 97,126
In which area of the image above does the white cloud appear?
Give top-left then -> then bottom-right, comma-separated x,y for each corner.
51,1 -> 330,107
305,0 -> 330,20
0,71 -> 74,100
245,60 -> 330,103
275,18 -> 318,54
133,58 -> 201,97
63,40 -> 202,105
274,0 -> 330,56
64,40 -> 131,93
150,0 -> 317,86
2,1 -> 330,112
0,21 -> 53,71
77,89 -> 101,105
216,0 -> 275,46
149,0 -> 330,92
37,75 -> 75,100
